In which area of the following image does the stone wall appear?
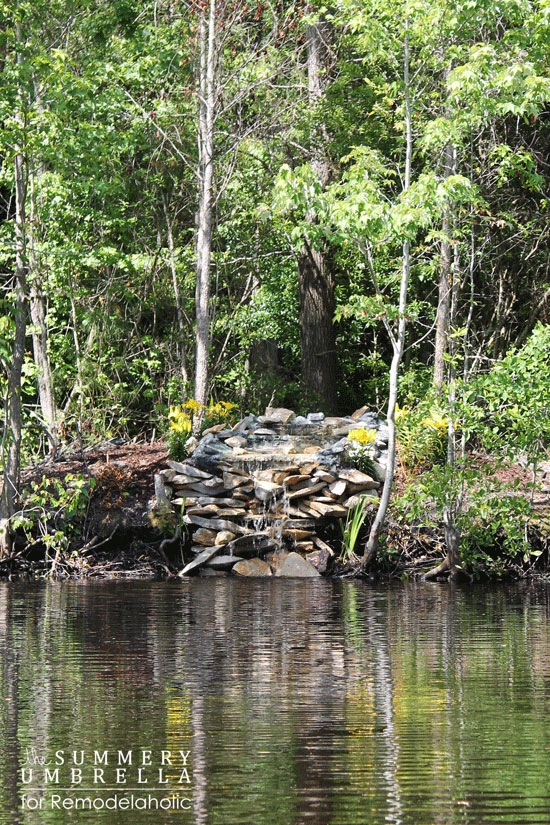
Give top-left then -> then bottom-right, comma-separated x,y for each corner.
157,407 -> 388,577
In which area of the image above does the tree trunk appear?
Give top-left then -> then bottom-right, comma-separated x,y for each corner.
298,19 -> 338,412
194,0 -> 216,410
363,23 -> 412,569
1,24 -> 28,554
28,161 -> 59,453
162,190 -> 189,393
433,141 -> 455,390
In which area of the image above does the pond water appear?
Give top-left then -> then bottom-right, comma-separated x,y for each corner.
1,579 -> 550,825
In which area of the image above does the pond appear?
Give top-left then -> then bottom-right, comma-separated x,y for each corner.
1,579 -> 550,824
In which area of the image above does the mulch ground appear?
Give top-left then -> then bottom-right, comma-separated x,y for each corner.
21,440 -> 168,503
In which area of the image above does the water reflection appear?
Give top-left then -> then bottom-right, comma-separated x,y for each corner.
1,580 -> 550,824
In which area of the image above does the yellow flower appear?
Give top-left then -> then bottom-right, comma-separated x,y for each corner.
422,413 -> 448,432
395,404 -> 409,422
349,428 -> 377,445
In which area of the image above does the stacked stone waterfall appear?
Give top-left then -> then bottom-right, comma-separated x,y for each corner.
157,407 -> 389,577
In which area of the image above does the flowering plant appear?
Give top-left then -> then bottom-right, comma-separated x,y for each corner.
167,399 -> 239,459
347,428 -> 377,475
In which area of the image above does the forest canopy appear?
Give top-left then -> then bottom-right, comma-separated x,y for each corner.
1,0 -> 549,470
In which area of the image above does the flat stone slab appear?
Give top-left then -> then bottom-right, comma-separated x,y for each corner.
179,546 -> 219,576
206,555 -> 244,570
225,533 -> 278,557
275,552 -> 321,578
168,461 -> 212,479
187,514 -> 251,535
232,558 -> 273,576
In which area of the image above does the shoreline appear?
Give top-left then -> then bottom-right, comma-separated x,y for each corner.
2,439 -> 548,583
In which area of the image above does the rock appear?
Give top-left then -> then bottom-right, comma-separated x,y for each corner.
347,481 -> 381,494
176,481 -> 227,496
265,548 -> 290,573
307,500 -> 347,517
215,530 -> 236,545
215,429 -> 235,440
160,469 -> 177,482
232,487 -> 254,500
297,501 -> 319,517
282,518 -> 315,529
207,554 -> 243,570
203,423 -> 226,435
197,496 -> 245,507
225,533 -> 278,556
193,527 -> 218,546
251,428 -> 277,436
286,482 -> 326,500
343,492 -> 378,509
254,479 -> 284,502
307,412 -> 325,422
225,435 -> 247,448
303,445 -> 321,454
294,541 -> 315,553
179,546 -> 219,576
368,460 -> 386,483
299,462 -> 319,475
289,415 -> 312,427
172,473 -> 210,487
282,474 -> 308,488
357,411 -> 382,429
282,528 -> 314,541
223,471 -> 251,489
306,549 -> 331,573
275,552 -> 321,577
231,413 -> 259,432
312,536 -> 335,555
328,480 -> 347,497
272,468 -> 300,483
314,469 -> 336,483
351,405 -> 369,421
324,417 -> 354,429
172,497 -> 197,507
187,505 -> 220,517
264,407 -> 296,424
187,515 -> 251,534
286,506 -> 311,518
168,460 -> 211,479
185,436 -> 199,453
233,558 -> 273,576
217,508 -> 247,517
338,468 -> 380,488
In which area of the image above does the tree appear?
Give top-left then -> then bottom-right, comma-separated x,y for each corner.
298,14 -> 338,411
1,18 -> 28,555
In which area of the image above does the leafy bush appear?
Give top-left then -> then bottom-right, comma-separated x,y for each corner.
395,397 -> 448,472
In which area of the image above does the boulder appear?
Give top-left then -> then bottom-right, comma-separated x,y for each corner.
263,407 -> 296,424
193,528 -> 217,546
233,558 -> 273,576
338,468 -> 380,489
275,552 -> 321,577
215,530 -> 236,545
265,548 -> 290,573
225,435 -> 247,448
328,480 -> 347,497
306,549 -> 331,573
